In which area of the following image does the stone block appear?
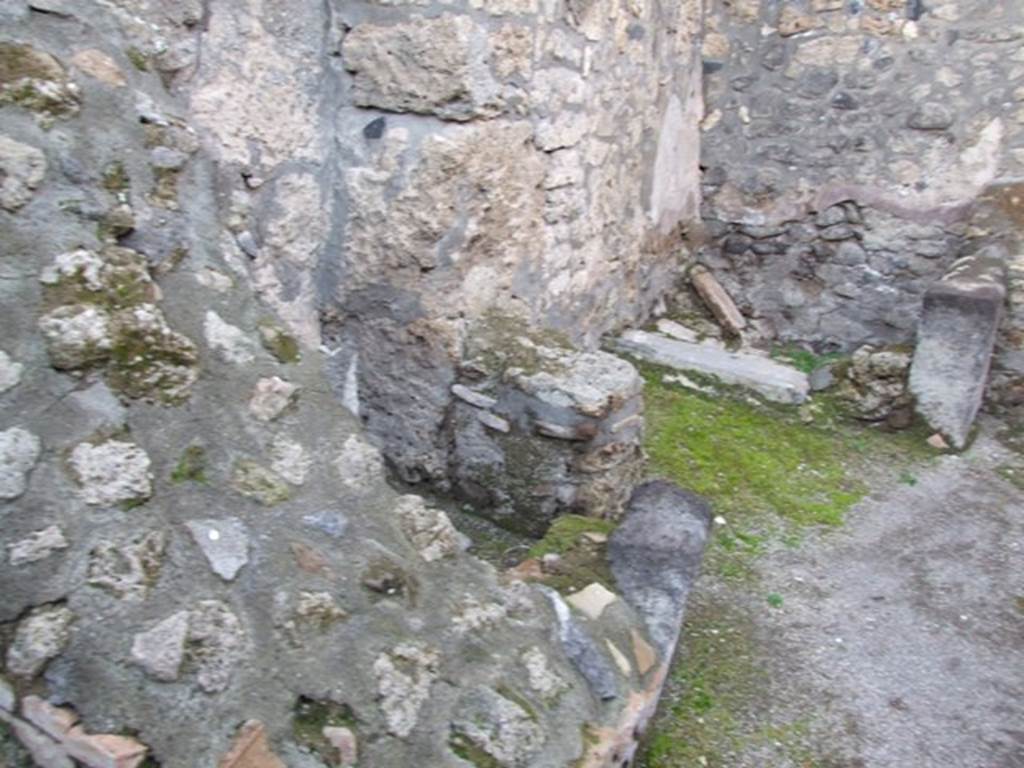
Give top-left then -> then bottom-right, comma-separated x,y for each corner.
130,611 -> 189,682
321,726 -> 357,766
9,525 -> 69,566
0,427 -> 41,500
0,675 -> 13,711
186,519 -> 250,581
341,15 -> 504,121
0,134 -> 46,211
6,604 -> 73,678
612,330 -> 810,404
609,480 -> 711,656
909,247 -> 1007,448
566,582 -> 618,620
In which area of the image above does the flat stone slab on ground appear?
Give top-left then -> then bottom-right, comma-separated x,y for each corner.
612,330 -> 810,404
909,246 -> 1007,448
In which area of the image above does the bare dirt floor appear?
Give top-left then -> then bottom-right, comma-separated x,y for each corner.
641,420 -> 1024,768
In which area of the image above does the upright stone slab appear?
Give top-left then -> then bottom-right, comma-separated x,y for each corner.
609,481 -> 712,657
909,247 -> 1007,449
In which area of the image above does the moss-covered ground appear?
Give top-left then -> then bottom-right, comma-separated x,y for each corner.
641,362 -> 934,584
636,362 -> 938,767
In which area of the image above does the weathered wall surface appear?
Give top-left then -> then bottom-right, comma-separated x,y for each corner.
0,0 -> 707,766
150,0 -> 707,492
324,0 -> 704,485
695,0 -> 1024,368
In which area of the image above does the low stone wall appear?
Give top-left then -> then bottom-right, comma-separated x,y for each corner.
451,314 -> 646,535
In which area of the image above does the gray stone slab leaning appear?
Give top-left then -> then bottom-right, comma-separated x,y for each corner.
909,246 -> 1008,449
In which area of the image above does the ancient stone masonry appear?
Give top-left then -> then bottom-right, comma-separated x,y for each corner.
0,1 -> 713,766
696,0 -> 1024,381
323,0 -> 705,492
450,314 -> 646,535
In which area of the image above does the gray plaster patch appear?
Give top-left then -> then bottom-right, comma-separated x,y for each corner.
185,518 -> 249,581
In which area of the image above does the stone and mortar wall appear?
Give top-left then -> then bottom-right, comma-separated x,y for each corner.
694,0 -> 1024,372
138,0 -> 709,507
324,0 -> 704,487
0,1 -> 711,766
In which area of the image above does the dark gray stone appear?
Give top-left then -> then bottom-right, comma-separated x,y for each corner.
909,247 -> 1008,448
543,589 -> 619,701
609,480 -> 711,656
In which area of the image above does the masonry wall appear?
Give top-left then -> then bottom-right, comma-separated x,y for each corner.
164,0 -> 705,485
0,1 -> 707,765
695,0 -> 1024,385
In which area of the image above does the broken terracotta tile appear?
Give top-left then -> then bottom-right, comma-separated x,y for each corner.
62,726 -> 148,768
20,696 -> 78,741
217,720 -> 285,768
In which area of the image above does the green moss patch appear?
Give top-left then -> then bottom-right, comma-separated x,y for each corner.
102,161 -> 131,193
259,322 -> 301,364
231,460 -> 290,505
770,344 -> 844,375
171,445 -> 207,483
639,598 -> 839,768
642,364 -> 935,583
292,696 -> 356,764
527,515 -> 616,558
524,514 -> 616,594
125,47 -> 149,72
0,44 -> 79,122
450,732 -> 502,768
464,309 -> 574,378
0,718 -> 33,767
645,371 -> 863,528
638,360 -> 935,766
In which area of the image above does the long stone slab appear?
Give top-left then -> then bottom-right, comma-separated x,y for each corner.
612,329 -> 810,404
909,246 -> 1007,448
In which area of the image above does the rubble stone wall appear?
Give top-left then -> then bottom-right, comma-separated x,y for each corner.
696,0 -> 1024,380
0,1 -> 709,766
321,0 -> 705,485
